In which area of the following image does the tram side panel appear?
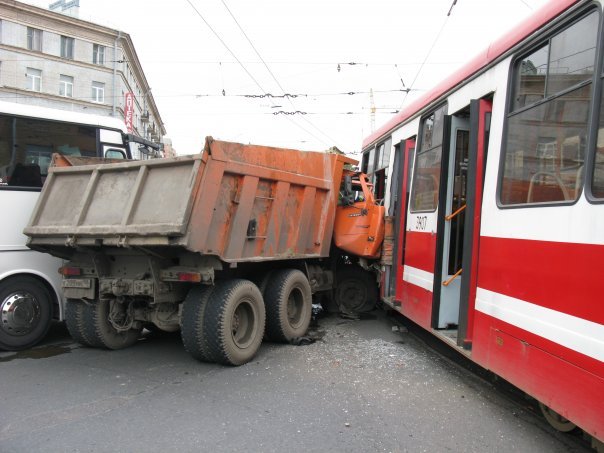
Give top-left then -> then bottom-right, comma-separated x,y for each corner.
473,208 -> 604,439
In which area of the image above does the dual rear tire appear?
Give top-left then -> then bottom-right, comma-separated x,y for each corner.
181,279 -> 266,366
65,298 -> 141,350
263,269 -> 312,342
64,269 -> 314,366
181,270 -> 313,366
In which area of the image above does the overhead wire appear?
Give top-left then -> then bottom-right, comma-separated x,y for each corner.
183,0 -> 268,96
183,0 -> 334,148
218,0 -> 340,148
518,0 -> 533,10
399,1 -> 455,109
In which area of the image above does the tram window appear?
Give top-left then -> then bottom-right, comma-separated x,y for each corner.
361,151 -> 370,173
546,12 -> 597,96
367,147 -> 376,174
377,139 -> 392,170
411,106 -> 446,212
501,11 -> 597,206
411,147 -> 442,211
501,87 -> 589,204
591,93 -> 604,199
593,144 -> 604,198
514,45 -> 548,110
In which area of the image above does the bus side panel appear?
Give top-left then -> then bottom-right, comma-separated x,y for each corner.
472,312 -> 604,440
0,190 -> 63,319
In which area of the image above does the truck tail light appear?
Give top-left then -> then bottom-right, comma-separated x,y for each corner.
59,266 -> 82,276
177,272 -> 202,283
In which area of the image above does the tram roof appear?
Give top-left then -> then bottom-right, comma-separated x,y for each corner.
362,0 -> 580,150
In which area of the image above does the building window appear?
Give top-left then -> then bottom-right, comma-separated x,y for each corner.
27,27 -> 42,52
59,74 -> 73,97
61,36 -> 74,59
93,44 -> 105,65
26,67 -> 41,91
500,11 -> 598,205
91,81 -> 104,103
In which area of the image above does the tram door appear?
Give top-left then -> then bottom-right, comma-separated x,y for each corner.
392,139 -> 415,304
458,99 -> 492,348
433,115 -> 470,329
432,99 -> 492,343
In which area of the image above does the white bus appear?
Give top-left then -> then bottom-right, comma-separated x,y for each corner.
0,100 -> 155,350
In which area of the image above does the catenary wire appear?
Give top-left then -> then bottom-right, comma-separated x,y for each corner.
218,0 -> 341,147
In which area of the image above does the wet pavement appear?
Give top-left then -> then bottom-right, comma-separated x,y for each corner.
0,310 -> 593,452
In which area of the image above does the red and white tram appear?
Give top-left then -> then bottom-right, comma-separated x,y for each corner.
362,0 -> 604,444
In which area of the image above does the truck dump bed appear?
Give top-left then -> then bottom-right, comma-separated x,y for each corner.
25,137 -> 356,263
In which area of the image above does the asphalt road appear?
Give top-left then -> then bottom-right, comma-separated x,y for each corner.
0,310 -> 592,453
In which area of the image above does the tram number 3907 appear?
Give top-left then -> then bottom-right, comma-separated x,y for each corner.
415,216 -> 428,231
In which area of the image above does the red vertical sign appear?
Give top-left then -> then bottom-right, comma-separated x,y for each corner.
124,92 -> 134,133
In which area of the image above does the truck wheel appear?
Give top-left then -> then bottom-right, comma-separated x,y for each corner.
64,299 -> 95,347
81,299 -> 141,350
335,267 -> 378,314
203,279 -> 265,366
0,276 -> 53,351
181,285 -> 214,362
264,269 -> 312,342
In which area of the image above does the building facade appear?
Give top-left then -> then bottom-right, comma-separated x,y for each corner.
0,0 -> 165,152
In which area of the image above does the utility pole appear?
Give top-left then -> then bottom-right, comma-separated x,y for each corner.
369,88 -> 376,132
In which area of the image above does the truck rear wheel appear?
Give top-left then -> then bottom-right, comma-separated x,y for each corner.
181,285 -> 214,362
81,299 -> 141,350
264,269 -> 312,342
64,299 -> 94,347
335,267 -> 378,314
203,279 -> 265,366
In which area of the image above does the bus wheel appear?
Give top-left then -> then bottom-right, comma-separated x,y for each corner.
64,298 -> 95,347
264,269 -> 312,342
335,267 -> 377,314
181,285 -> 215,362
0,276 -> 52,351
203,279 -> 265,366
539,402 -> 578,433
81,299 -> 141,350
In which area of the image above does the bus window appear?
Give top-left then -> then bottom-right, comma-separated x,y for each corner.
500,11 -> 598,206
0,114 -> 99,188
100,128 -> 123,145
105,149 -> 126,159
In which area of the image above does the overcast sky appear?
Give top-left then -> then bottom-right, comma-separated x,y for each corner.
26,0 -> 550,155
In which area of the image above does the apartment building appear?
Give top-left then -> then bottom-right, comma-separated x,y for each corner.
0,0 -> 165,149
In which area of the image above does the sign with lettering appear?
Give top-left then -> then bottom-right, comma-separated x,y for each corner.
124,92 -> 134,133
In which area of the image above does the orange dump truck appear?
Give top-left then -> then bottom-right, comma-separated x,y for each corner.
24,137 -> 384,365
